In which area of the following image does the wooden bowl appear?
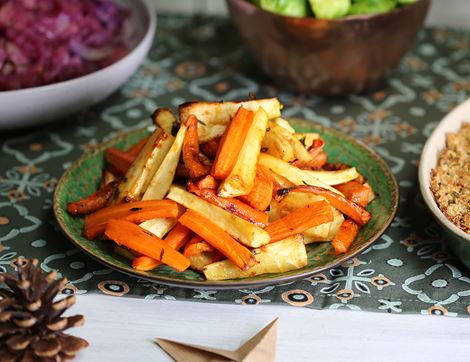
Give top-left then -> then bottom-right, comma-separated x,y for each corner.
226,0 -> 430,96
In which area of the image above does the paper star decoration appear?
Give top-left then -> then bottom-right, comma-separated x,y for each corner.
155,318 -> 279,362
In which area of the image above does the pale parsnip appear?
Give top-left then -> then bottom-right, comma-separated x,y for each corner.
188,253 -> 220,272
267,200 -> 281,223
262,124 -> 296,162
273,117 -> 296,133
294,133 -> 320,149
166,186 -> 270,248
271,172 -> 294,189
203,235 -> 307,281
143,125 -> 187,200
139,204 -> 185,238
303,168 -> 360,186
258,153 -> 343,195
218,107 -> 269,198
263,121 -> 320,165
178,98 -> 281,143
326,208 -> 344,240
114,129 -> 174,203
152,108 -> 178,135
139,218 -> 178,238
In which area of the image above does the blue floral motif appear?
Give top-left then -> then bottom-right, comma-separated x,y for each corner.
403,264 -> 470,305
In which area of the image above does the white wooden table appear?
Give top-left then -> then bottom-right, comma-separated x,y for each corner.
72,294 -> 470,361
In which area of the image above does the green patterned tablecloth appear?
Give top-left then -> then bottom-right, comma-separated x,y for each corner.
1,15 -> 469,316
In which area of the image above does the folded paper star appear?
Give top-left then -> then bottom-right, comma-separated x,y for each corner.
155,318 -> 278,362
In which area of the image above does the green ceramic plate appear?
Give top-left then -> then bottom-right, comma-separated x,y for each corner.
54,119 -> 398,289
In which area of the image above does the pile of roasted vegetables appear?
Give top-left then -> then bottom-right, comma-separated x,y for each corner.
67,98 -> 375,281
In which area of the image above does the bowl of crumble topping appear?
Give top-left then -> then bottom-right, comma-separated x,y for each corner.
419,98 -> 470,268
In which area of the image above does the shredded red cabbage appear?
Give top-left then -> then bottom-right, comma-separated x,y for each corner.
0,0 -> 130,91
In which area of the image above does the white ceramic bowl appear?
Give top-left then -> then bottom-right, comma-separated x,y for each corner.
0,0 -> 156,130
419,97 -> 470,266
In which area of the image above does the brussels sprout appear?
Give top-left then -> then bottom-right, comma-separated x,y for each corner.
259,0 -> 310,17
397,0 -> 417,4
309,0 -> 351,19
349,0 -> 397,15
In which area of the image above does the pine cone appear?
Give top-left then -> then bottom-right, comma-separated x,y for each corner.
0,258 -> 89,362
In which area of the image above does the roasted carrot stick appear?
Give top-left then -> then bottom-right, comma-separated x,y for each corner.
104,147 -> 135,176
132,224 -> 193,271
183,235 -> 225,270
182,115 -> 210,179
196,175 -> 218,190
187,183 -> 269,226
84,200 -> 178,239
332,219 -> 360,254
335,181 -> 371,207
105,220 -> 190,272
264,200 -> 333,242
127,137 -> 149,157
239,166 -> 273,211
67,180 -> 119,216
200,137 -> 221,159
212,107 -> 254,180
284,186 -> 372,226
179,209 -> 256,270
183,235 -> 215,257
122,210 -> 178,224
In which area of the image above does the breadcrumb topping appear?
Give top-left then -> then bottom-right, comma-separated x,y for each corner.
430,123 -> 470,234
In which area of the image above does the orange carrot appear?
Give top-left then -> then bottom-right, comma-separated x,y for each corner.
104,147 -> 135,176
183,235 -> 215,257
200,137 -> 221,159
127,137 -> 149,157
309,152 -> 327,169
105,220 -> 190,272
239,166 -> 273,211
187,183 -> 268,226
196,175 -> 218,190
182,115 -> 210,179
335,181 -> 371,207
264,201 -> 333,242
122,210 -> 178,224
211,107 -> 254,180
132,224 -> 193,271
285,186 -> 372,226
67,180 -> 119,216
332,219 -> 360,254
84,200 -> 178,239
179,209 -> 256,270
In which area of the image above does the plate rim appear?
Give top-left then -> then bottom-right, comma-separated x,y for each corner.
53,120 -> 399,289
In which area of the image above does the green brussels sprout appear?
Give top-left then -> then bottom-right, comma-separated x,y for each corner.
309,0 -> 351,19
397,0 -> 418,4
349,0 -> 397,15
259,0 -> 310,17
